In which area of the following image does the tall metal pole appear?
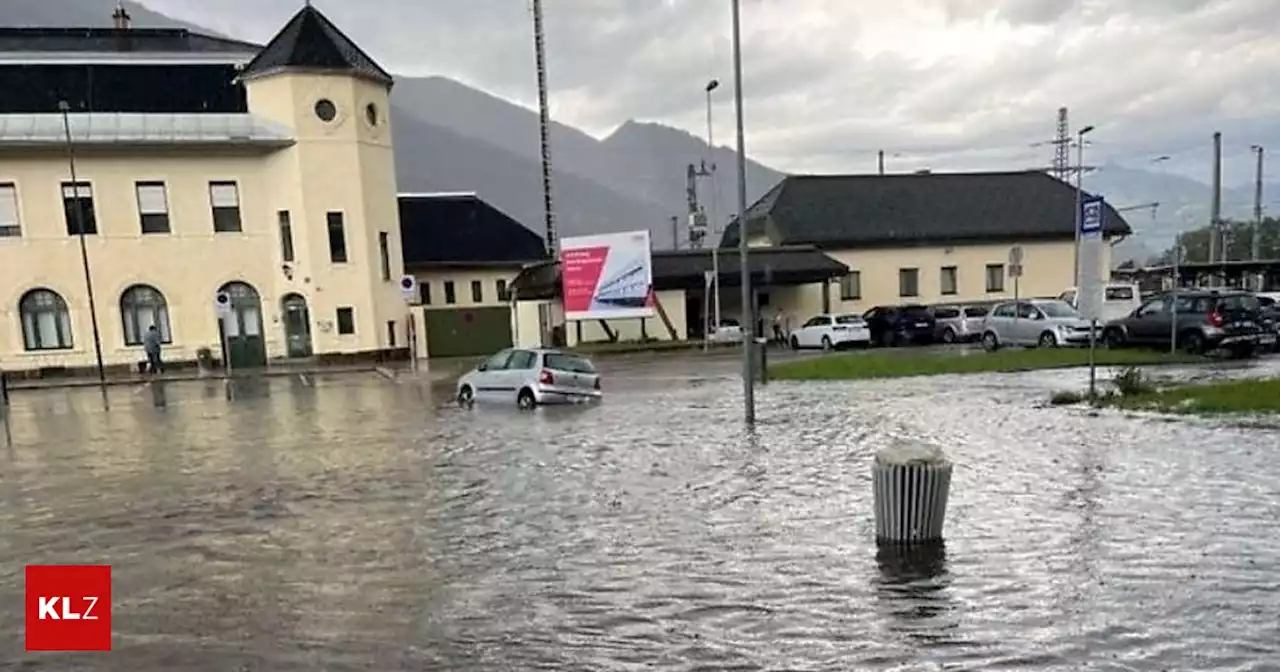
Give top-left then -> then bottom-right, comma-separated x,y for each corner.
1171,232 -> 1180,354
1252,145 -> 1264,263
1209,131 -> 1222,268
730,0 -> 754,424
706,80 -> 722,332
1072,134 -> 1084,287
59,102 -> 107,393
531,0 -> 556,255
877,150 -> 885,175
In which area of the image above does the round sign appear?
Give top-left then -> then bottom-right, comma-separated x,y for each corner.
400,277 -> 414,290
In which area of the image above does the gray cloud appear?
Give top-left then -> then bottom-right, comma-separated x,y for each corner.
139,0 -> 1280,179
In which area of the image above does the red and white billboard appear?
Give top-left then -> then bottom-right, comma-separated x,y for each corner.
559,230 -> 655,321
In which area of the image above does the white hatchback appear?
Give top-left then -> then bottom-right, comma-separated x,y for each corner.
789,313 -> 872,350
457,348 -> 602,409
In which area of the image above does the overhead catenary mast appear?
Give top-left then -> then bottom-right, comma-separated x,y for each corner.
530,0 -> 557,255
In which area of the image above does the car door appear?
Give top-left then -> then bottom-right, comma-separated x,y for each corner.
503,349 -> 538,399
1128,296 -> 1171,342
473,349 -> 515,401
1012,302 -> 1040,345
986,303 -> 1015,342
798,316 -> 824,347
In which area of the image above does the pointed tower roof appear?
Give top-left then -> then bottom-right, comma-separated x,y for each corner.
238,4 -> 393,87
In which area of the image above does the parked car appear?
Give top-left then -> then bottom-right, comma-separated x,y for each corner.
1256,294 -> 1280,352
932,304 -> 989,343
789,313 -> 872,350
862,304 -> 937,346
980,299 -> 1094,350
1058,283 -> 1142,323
1100,290 -> 1265,357
709,318 -> 745,344
457,348 -> 602,409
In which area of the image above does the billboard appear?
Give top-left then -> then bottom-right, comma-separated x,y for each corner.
560,230 -> 655,321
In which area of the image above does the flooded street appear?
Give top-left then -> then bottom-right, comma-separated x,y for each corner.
1,357 -> 1278,670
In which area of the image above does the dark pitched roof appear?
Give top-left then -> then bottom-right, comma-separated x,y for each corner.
0,27 -> 260,54
510,245 -> 848,299
238,5 -> 392,87
399,194 -> 549,268
722,170 -> 1132,249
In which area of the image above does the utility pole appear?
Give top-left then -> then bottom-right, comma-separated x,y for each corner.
1252,145 -> 1264,262
731,0 -> 754,424
670,216 -> 679,251
1052,107 -> 1070,181
877,150 -> 885,175
1209,131 -> 1222,267
530,0 -> 557,255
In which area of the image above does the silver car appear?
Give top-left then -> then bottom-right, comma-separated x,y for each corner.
457,348 -> 602,409
932,304 -> 989,343
981,299 -> 1095,350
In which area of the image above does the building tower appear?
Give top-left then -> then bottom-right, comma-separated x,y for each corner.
237,4 -> 407,356
1052,107 -> 1070,181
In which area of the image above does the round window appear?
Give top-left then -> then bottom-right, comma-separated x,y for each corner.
314,99 -> 337,122
365,103 -> 378,126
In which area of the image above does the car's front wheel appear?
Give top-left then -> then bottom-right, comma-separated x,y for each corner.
457,385 -> 474,406
1038,331 -> 1058,348
982,331 -> 1000,352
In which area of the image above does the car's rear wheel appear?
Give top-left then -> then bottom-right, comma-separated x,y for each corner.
1179,330 -> 1205,355
1038,331 -> 1058,348
517,388 -> 537,410
1102,328 -> 1125,349
941,328 -> 956,344
457,385 -> 474,406
982,331 -> 999,352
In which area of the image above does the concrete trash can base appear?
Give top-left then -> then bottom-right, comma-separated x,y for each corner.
872,440 -> 952,546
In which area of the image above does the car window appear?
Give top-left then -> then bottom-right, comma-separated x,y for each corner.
543,353 -> 596,374
992,303 -> 1015,318
803,317 -> 826,328
1217,294 -> 1260,312
964,306 -> 989,318
1058,291 -> 1077,303
1105,286 -> 1135,301
933,307 -> 960,319
902,306 -> 931,318
1016,302 -> 1039,319
720,318 -> 739,328
482,349 -> 514,370
1137,298 -> 1169,316
1258,296 -> 1276,307
835,314 -> 864,324
507,350 -> 537,369
1037,301 -> 1080,318
862,308 -> 880,319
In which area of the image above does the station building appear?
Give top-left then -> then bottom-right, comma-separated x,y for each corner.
0,4 -> 408,374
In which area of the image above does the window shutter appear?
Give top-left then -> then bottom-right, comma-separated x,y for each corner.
0,185 -> 18,227
62,183 -> 91,199
210,183 -> 239,208
137,184 -> 167,214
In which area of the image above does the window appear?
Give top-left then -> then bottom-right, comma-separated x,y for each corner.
992,303 -> 1016,318
933,307 -> 960,319
940,266 -> 957,295
985,264 -> 1005,292
496,279 -> 509,302
19,288 -> 73,350
507,350 -> 537,369
898,268 -> 919,297
327,212 -> 348,263
1137,298 -> 1169,317
120,284 -> 171,345
543,353 -> 596,373
1016,302 -> 1039,319
482,349 -> 513,370
1105,286 -> 1135,301
278,211 -> 295,262
209,182 -> 242,232
963,306 -> 989,318
802,316 -> 828,328
471,280 -> 483,303
444,281 -> 456,304
839,271 -> 861,300
0,183 -> 20,237
386,320 -> 396,347
378,231 -> 391,280
419,281 -> 432,305
314,99 -> 337,122
62,182 -> 96,235
135,182 -> 170,234
336,307 -> 355,334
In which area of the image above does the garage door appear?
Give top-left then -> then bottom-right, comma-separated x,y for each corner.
423,307 -> 513,358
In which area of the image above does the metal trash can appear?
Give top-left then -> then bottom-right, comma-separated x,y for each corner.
872,441 -> 952,546
754,337 -> 769,384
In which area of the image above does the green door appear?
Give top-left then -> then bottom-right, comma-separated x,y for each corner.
218,281 -> 268,369
424,307 -> 513,358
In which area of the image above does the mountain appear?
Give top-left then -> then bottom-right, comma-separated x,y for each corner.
0,0 -> 221,34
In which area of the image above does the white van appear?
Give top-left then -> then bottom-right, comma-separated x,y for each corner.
1058,283 -> 1142,323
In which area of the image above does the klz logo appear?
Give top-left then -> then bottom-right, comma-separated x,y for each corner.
25,565 -> 112,651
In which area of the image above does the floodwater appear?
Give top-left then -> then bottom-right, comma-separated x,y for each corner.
0,358 -> 1278,670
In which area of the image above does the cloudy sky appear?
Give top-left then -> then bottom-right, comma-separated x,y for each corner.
140,0 -> 1277,181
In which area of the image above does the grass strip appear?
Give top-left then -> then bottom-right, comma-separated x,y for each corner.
770,347 -> 1204,381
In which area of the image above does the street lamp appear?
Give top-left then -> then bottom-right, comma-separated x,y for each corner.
704,78 -> 722,337
1071,124 -> 1095,288
58,101 -> 107,393
730,0 -> 754,424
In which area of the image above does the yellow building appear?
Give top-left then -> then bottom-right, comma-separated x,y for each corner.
0,5 -> 408,375
721,171 -> 1133,322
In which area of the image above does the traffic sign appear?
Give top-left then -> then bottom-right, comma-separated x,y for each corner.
1008,245 -> 1023,266
1008,263 -> 1023,278
1080,197 -> 1104,236
399,275 -> 418,303
214,291 -> 232,316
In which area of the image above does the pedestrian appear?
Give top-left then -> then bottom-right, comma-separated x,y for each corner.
772,312 -> 785,345
143,325 -> 164,375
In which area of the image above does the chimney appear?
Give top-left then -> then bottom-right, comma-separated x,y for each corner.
112,2 -> 132,30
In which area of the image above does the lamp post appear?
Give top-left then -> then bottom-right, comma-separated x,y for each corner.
730,0 -> 754,424
705,78 -> 722,335
59,101 -> 107,392
1071,124 -> 1094,288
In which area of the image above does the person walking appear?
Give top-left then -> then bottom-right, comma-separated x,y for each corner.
772,312 -> 785,345
143,325 -> 164,375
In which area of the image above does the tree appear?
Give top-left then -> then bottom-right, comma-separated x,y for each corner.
1155,216 -> 1280,264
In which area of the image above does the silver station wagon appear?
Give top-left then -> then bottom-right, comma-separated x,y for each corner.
456,348 -> 602,409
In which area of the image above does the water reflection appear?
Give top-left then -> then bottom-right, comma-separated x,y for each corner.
874,543 -> 957,646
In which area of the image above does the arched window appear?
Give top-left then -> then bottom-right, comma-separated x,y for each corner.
19,288 -> 72,351
120,284 -> 171,346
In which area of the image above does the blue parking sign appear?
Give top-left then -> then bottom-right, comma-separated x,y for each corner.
1080,197 -> 1103,235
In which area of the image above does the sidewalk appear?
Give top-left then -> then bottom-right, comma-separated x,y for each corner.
4,362 -> 382,392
